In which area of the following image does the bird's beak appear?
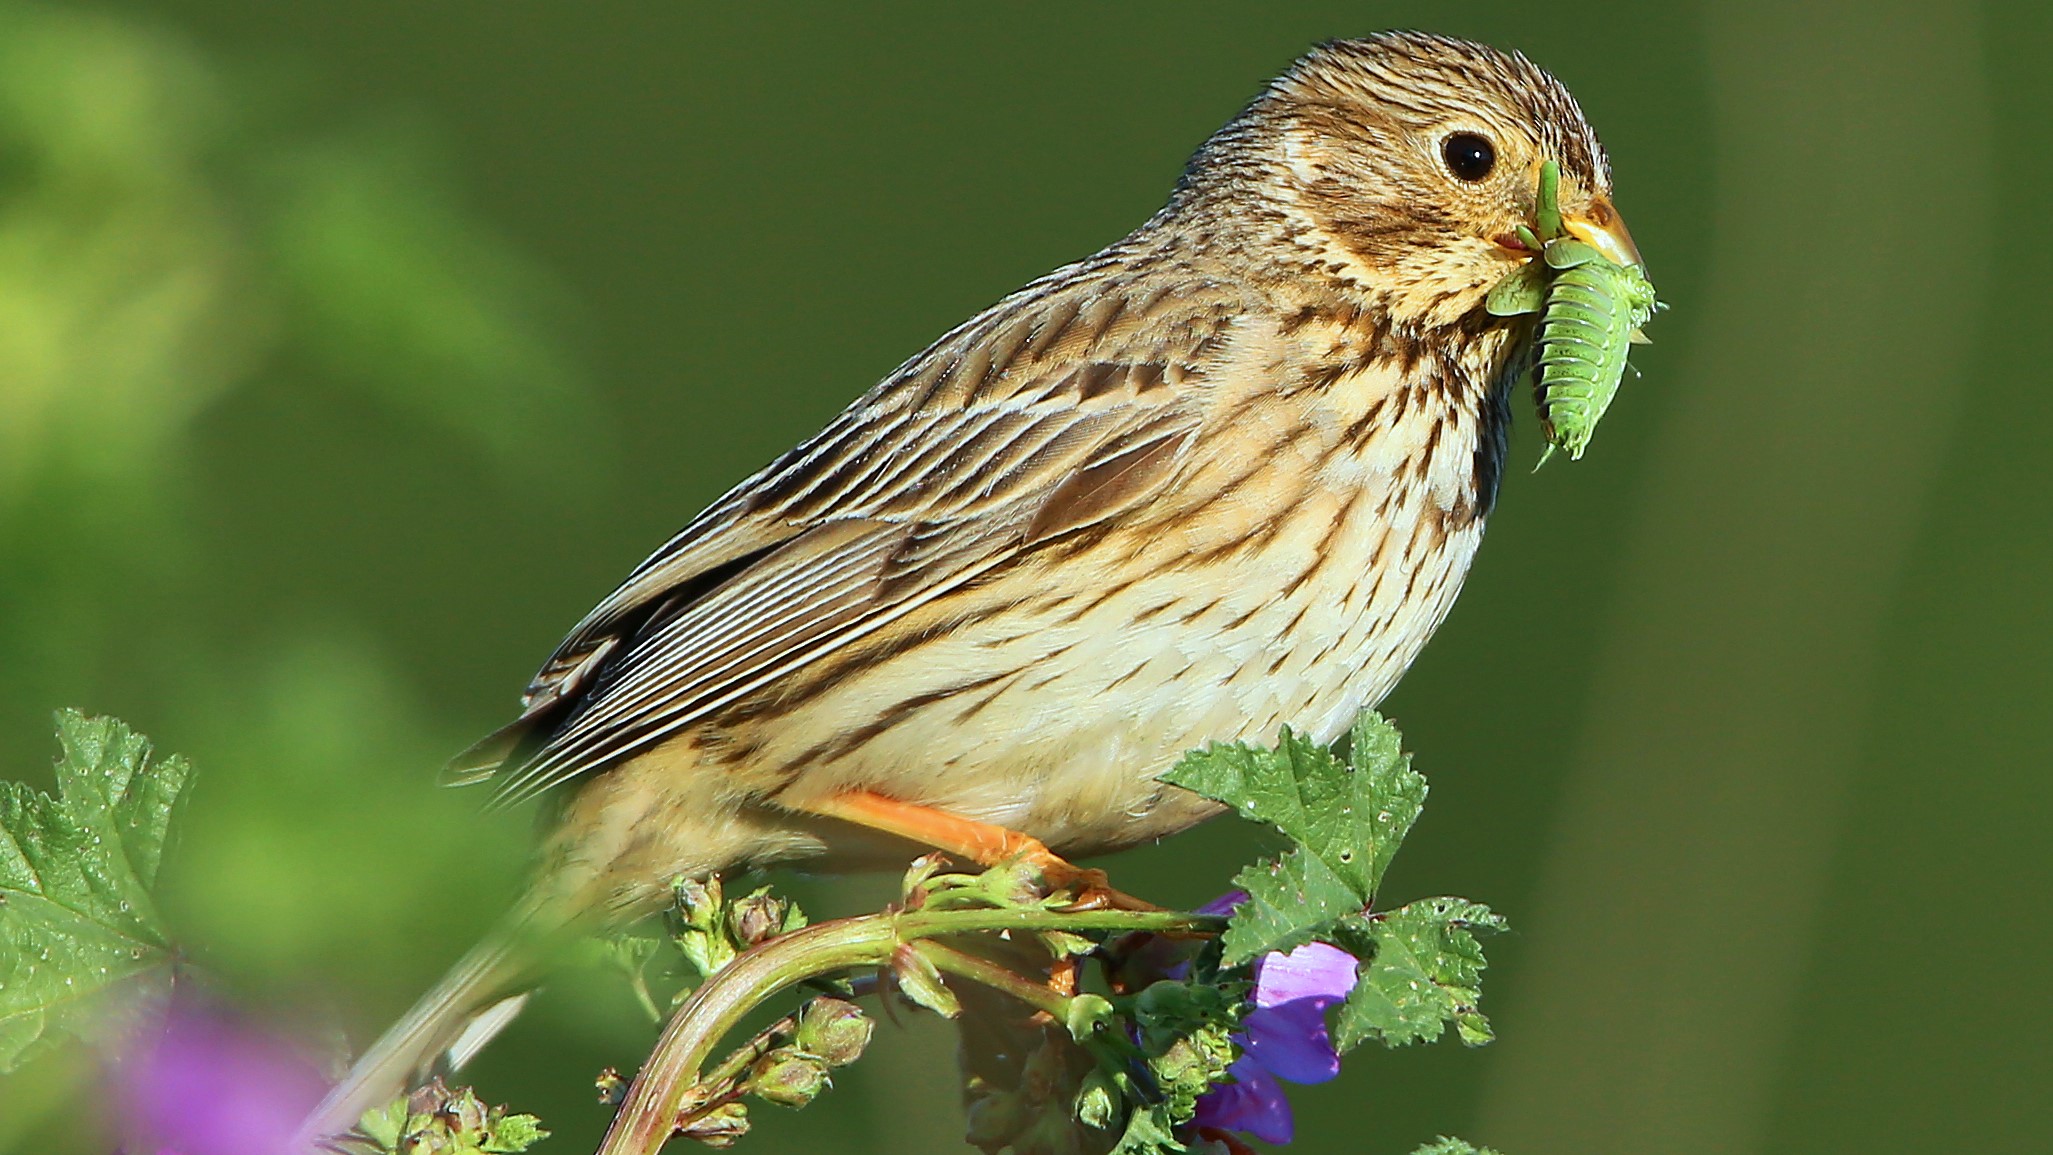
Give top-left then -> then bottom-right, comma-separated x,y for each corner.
1563,195 -> 1642,268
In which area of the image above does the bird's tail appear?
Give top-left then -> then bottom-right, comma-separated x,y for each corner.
293,895 -> 563,1151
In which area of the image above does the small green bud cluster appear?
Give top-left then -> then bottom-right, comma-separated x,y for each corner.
350,1079 -> 547,1155
669,876 -> 809,984
671,996 -> 877,1146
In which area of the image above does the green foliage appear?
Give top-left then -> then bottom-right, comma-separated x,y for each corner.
1165,711 -> 1504,1054
1163,712 -> 1424,966
0,712 -> 188,1071
258,132 -> 595,475
0,14 -> 603,1089
1412,1138 -> 1503,1155
0,702 -> 1502,1152
351,1080 -> 548,1155
666,875 -> 810,990
0,704 -> 1503,1152
1125,978 -> 1242,1132
1333,898 -> 1505,1049
1105,1105 -> 1187,1155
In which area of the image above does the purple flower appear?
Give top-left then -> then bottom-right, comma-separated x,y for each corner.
113,998 -> 328,1155
1192,893 -> 1359,1146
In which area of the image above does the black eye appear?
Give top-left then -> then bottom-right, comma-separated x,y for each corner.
1441,132 -> 1497,182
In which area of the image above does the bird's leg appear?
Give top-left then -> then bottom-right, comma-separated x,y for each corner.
795,791 -> 1160,912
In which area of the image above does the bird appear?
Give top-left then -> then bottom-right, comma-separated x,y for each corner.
300,29 -> 1639,1144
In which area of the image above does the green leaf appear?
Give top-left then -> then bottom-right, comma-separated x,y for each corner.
355,1100 -> 407,1149
352,1081 -> 549,1154
1332,898 -> 1506,1051
1106,978 -> 1241,1143
480,1107 -> 546,1155
1163,712 -> 1425,965
1107,1102 -> 1186,1155
1217,820 -> 1361,965
1412,1138 -> 1503,1155
482,1112 -> 548,1153
0,711 -> 190,1071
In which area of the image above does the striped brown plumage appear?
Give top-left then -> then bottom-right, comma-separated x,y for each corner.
303,31 -> 1635,1141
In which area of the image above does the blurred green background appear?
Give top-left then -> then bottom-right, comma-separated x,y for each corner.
0,2 -> 2039,1152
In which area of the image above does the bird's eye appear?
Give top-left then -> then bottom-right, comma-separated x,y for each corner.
1441,132 -> 1497,183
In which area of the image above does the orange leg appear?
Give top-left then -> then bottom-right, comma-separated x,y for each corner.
796,791 -> 1160,911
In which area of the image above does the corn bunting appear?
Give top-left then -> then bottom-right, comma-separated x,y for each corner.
303,30 -> 1639,1140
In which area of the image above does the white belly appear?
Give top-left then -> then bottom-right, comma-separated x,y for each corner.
765,396 -> 1491,856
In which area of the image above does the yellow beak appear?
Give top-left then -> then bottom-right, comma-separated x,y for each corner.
1563,194 -> 1642,268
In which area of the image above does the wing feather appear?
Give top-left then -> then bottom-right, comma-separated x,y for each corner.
489,521 -> 917,805
463,263 -> 1244,804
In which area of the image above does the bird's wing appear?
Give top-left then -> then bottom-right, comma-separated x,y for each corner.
459,268 -> 1243,807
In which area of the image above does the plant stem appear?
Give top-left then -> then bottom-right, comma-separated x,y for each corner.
669,1010 -> 802,1132
627,968 -> 664,1025
901,906 -> 1216,938
594,917 -> 895,1155
593,904 -> 1220,1155
912,940 -> 1071,1020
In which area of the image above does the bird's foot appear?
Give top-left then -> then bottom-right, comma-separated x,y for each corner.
1025,857 -> 1161,913
795,790 -> 1160,911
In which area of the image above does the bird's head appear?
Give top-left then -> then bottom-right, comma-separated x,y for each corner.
1188,32 -> 1638,330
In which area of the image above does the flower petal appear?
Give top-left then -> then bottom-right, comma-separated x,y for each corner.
116,1002 -> 326,1155
1193,1055 -> 1295,1146
1243,998 -> 1341,1085
1254,942 -> 1357,1008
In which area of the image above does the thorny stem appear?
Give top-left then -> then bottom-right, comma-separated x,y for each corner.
593,904 -> 1220,1155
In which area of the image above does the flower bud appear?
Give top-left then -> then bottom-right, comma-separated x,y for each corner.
1061,994 -> 1115,1043
900,851 -> 952,903
1073,1069 -> 1119,1131
673,875 -> 723,930
890,944 -> 961,1018
982,858 -> 1050,907
727,890 -> 791,947
795,997 -> 874,1067
747,1046 -> 832,1108
676,1102 -> 750,1148
670,876 -> 736,977
443,1085 -> 489,1135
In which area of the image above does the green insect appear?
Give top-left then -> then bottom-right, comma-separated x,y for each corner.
1486,161 -> 1660,467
